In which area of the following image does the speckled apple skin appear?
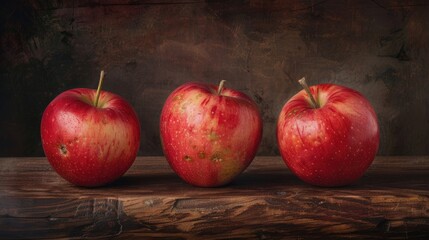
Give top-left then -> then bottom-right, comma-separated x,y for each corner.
160,82 -> 263,187
277,84 -> 379,187
41,88 -> 140,187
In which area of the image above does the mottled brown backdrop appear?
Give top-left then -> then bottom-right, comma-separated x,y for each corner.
1,0 -> 428,156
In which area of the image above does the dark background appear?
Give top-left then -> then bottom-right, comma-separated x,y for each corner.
0,0 -> 428,157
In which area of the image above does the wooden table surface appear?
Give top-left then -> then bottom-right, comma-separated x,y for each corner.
0,156 -> 428,239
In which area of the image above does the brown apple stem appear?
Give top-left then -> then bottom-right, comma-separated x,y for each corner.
94,70 -> 105,107
217,80 -> 227,95
298,77 -> 320,108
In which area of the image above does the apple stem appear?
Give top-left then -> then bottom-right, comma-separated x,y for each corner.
94,70 -> 105,108
217,80 -> 227,95
298,77 -> 320,108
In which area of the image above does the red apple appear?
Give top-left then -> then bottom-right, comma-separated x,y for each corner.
40,71 -> 140,187
160,81 -> 263,187
277,78 -> 379,187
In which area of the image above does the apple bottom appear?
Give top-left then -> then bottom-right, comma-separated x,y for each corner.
281,152 -> 376,187
48,157 -> 134,187
164,148 -> 253,187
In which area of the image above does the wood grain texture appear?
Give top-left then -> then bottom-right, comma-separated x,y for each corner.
1,0 -> 429,156
0,156 -> 428,239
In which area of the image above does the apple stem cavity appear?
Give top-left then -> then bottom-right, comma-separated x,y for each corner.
94,70 -> 105,108
298,77 -> 320,108
217,80 -> 227,95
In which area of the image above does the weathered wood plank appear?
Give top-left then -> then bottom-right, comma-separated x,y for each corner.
0,156 -> 428,239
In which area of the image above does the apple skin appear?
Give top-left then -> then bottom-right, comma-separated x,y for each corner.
41,88 -> 140,187
160,82 -> 263,187
277,84 -> 379,187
